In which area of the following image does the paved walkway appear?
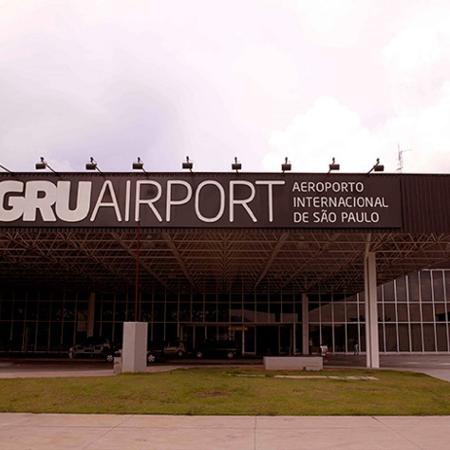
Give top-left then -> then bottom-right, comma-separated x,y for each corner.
327,354 -> 450,382
0,362 -> 261,378
0,362 -> 179,378
0,413 -> 449,449
1,355 -> 450,381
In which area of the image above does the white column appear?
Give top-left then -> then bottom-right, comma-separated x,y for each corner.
364,252 -> 380,368
302,294 -> 309,355
122,322 -> 148,373
87,292 -> 96,337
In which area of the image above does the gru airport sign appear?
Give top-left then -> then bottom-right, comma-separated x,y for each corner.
0,173 -> 402,229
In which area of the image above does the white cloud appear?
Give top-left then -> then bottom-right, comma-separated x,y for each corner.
0,0 -> 449,173
266,97 -> 386,172
232,46 -> 301,102
382,5 -> 450,112
267,91 -> 450,173
382,82 -> 450,171
0,0 -> 307,171
291,0 -> 375,47
266,2 -> 450,174
382,7 -> 450,74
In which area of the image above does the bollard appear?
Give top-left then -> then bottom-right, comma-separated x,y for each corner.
113,356 -> 122,374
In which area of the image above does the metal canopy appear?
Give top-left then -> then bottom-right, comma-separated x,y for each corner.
0,229 -> 449,294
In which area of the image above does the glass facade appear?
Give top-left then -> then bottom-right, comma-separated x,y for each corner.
0,289 -> 91,353
0,269 -> 449,354
307,293 -> 366,354
378,270 -> 450,352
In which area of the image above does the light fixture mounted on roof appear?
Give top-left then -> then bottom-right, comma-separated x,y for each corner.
232,157 -> 241,173
132,157 -> 147,173
281,157 -> 291,173
182,156 -> 193,172
328,157 -> 340,173
85,156 -> 103,174
35,157 -> 58,174
368,158 -> 384,174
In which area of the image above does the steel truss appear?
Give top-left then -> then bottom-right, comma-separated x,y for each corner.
0,229 -> 449,294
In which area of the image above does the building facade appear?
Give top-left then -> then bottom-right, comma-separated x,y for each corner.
1,269 -> 449,355
0,171 -> 449,364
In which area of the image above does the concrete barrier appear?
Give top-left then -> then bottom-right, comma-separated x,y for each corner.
122,322 -> 148,373
263,356 -> 323,371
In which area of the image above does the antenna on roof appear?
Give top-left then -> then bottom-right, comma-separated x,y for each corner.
397,144 -> 412,173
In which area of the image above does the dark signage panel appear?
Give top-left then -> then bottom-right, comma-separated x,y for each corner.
0,173 -> 402,228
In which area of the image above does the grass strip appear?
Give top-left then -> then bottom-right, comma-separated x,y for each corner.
0,368 -> 449,415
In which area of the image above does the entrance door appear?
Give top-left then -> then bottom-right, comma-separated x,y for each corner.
228,326 -> 255,356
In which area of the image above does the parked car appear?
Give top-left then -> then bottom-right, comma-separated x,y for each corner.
147,340 -> 186,363
113,348 -> 158,364
113,341 -> 186,364
68,337 -> 115,362
195,339 -> 239,359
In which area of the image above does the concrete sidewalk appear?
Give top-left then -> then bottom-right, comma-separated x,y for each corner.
0,413 -> 449,450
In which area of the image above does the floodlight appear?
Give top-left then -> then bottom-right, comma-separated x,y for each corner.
328,157 -> 340,173
182,156 -> 193,172
368,158 -> 384,174
86,157 -> 98,171
281,157 -> 291,173
132,157 -> 146,172
231,157 -> 241,173
35,157 -> 47,170
35,157 -> 58,174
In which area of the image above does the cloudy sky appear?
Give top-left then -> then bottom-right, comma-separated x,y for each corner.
1,0 -> 450,173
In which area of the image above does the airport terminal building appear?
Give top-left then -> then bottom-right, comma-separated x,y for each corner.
0,171 -> 449,367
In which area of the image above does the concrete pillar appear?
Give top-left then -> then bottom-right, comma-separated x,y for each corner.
302,294 -> 309,355
122,322 -> 148,373
87,292 -> 96,337
364,252 -> 380,369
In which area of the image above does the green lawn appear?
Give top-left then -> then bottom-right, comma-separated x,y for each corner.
0,368 -> 449,415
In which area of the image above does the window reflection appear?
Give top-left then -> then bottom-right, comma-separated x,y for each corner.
0,269 -> 449,355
